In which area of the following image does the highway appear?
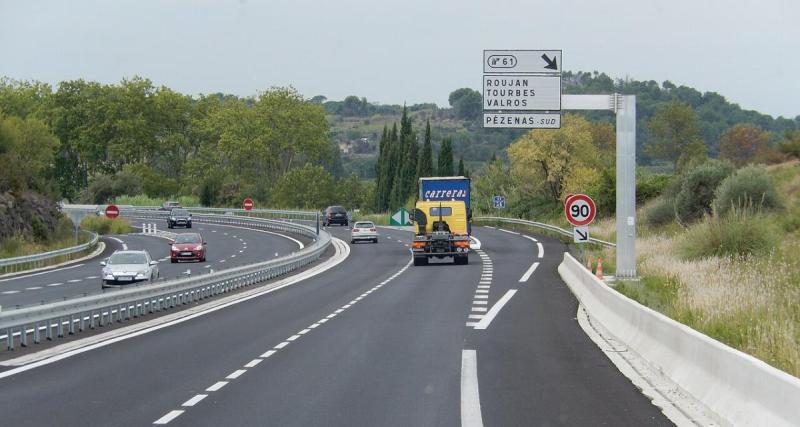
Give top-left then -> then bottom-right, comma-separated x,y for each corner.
0,225 -> 671,426
0,221 -> 306,310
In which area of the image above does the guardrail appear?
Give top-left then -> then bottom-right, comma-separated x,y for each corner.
0,231 -> 99,275
474,216 -> 616,248
1,212 -> 330,351
558,252 -> 800,426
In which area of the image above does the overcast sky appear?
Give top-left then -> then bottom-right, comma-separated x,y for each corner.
1,0 -> 797,118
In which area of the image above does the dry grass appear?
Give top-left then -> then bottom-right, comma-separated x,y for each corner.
635,233 -> 800,376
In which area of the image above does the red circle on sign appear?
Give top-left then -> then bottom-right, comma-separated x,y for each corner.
243,198 -> 254,211
564,194 -> 596,226
105,204 -> 120,219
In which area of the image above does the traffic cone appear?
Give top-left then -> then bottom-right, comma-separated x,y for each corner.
595,258 -> 604,280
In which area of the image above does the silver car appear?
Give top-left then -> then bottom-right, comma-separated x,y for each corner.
100,250 -> 159,288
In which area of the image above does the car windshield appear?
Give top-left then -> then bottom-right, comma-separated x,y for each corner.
329,206 -> 346,213
172,209 -> 189,216
354,222 -> 374,228
429,207 -> 452,217
174,234 -> 200,244
108,253 -> 147,265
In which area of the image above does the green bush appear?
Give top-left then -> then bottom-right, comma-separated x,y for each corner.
714,165 -> 782,217
675,159 -> 735,223
645,197 -> 677,227
678,209 -> 779,259
80,216 -> 133,235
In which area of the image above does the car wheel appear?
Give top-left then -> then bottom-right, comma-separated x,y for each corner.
170,259 -> 176,263
101,280 -> 108,288
200,257 -> 206,262
373,238 -> 378,243
187,223 -> 192,228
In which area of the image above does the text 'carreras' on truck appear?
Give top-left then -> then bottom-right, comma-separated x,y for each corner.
411,176 -> 472,266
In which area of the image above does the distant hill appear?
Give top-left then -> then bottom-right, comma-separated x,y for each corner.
326,71 -> 799,179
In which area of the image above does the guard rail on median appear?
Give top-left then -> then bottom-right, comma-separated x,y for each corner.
0,231 -> 99,275
474,216 -> 616,248
1,212 -> 331,351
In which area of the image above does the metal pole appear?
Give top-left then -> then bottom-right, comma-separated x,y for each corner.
615,95 -> 637,277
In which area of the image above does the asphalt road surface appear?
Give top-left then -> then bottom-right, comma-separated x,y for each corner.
0,225 -> 671,426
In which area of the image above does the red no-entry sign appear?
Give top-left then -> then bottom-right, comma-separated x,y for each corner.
564,194 -> 596,226
243,198 -> 254,211
105,204 -> 120,219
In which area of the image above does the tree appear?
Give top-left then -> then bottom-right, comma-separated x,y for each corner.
337,174 -> 367,210
457,155 -> 466,176
272,164 -> 335,209
309,95 -> 327,104
0,114 -> 58,193
507,114 -> 599,202
438,138 -> 454,176
448,88 -> 482,121
390,106 -> 418,209
644,101 -> 706,171
719,124 -> 772,167
417,120 -> 434,178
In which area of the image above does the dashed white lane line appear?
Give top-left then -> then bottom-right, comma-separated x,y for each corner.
244,359 -> 262,368
206,381 -> 228,392
1,290 -> 20,294
67,279 -> 82,283
474,289 -> 518,330
0,263 -> 84,283
519,262 -> 540,283
226,369 -> 247,380
286,334 -> 301,341
182,394 -> 207,407
154,410 -> 184,425
477,285 -> 490,289
298,328 -> 311,335
474,294 -> 488,299
274,341 -> 289,349
260,350 -> 276,358
471,307 -> 488,312
473,300 -> 488,305
523,235 -> 538,243
47,283 -> 63,287
86,276 -> 99,279
498,228 -> 519,235
25,286 -> 43,290
475,289 -> 489,294
461,349 -> 484,427
537,242 -> 544,258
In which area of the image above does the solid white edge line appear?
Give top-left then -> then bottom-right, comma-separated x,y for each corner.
0,238 -> 350,377
519,262 -> 540,283
0,263 -> 86,283
474,289 -> 517,330
461,349 -> 484,427
154,409 -> 184,424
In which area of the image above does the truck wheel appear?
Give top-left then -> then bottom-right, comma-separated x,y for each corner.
413,257 -> 428,266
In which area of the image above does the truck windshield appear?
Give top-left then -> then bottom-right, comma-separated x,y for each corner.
429,207 -> 452,216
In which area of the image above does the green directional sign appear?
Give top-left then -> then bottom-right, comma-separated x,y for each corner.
389,208 -> 412,226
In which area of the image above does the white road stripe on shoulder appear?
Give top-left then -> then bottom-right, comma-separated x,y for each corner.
461,349 -> 484,427
537,242 -> 544,259
519,262 -> 540,283
474,289 -> 517,330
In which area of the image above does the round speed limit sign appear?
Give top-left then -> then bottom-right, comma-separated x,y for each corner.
564,194 -> 596,226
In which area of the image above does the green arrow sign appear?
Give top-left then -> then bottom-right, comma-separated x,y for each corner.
389,208 -> 412,226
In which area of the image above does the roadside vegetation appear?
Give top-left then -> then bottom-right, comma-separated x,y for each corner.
80,216 -> 133,235
0,216 -> 84,259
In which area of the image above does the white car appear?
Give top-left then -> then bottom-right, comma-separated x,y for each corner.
350,221 -> 378,244
101,250 -> 159,288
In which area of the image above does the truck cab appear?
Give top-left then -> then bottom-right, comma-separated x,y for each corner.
411,200 -> 470,266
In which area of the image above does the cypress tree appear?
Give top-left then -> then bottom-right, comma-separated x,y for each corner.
417,120 -> 434,178
374,126 -> 389,211
438,138 -> 454,176
457,155 -> 465,176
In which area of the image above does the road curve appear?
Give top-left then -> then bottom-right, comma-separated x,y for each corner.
0,226 -> 671,426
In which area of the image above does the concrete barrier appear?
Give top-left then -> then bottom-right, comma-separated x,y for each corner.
558,252 -> 800,426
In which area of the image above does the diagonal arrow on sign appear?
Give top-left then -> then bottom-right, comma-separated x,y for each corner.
573,226 -> 589,243
541,53 -> 558,70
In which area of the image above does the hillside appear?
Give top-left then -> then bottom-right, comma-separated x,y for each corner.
328,70 -> 799,179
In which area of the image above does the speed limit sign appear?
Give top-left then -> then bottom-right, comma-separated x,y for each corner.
564,194 -> 596,226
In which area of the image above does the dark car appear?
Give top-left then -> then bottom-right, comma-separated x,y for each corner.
160,201 -> 182,211
323,206 -> 349,226
167,208 -> 192,228
170,232 -> 206,263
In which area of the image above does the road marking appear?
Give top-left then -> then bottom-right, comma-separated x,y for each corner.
1,290 -> 20,294
477,285 -> 490,289
109,237 -> 124,243
154,410 -> 184,424
318,318 -> 329,324
230,255 -> 236,258
326,313 -> 337,319
244,359 -> 262,368
47,283 -> 63,287
261,350 -> 276,358
537,242 -> 544,258
219,259 -> 226,263
122,244 -> 128,250
474,294 -> 488,299
473,300 -> 487,305
67,279 -> 82,283
479,281 -> 491,285
0,263 -> 85,283
498,228 -> 518,235
85,275 -> 99,279
519,262 -> 540,283
226,369 -> 246,379
475,289 -> 489,294
298,328 -> 310,335
182,394 -> 207,407
471,307 -> 488,312
286,334 -> 300,341
523,235 -> 538,243
466,322 -> 479,327
206,381 -> 228,392
474,290 -> 517,330
25,286 -> 43,290
274,341 -> 289,349
461,349 -> 484,427
468,314 -> 484,320
309,323 -> 320,329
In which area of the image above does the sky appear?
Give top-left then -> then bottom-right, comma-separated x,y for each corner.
1,0 -> 798,119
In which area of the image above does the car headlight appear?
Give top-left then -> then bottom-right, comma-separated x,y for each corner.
170,216 -> 175,220
171,245 -> 178,251
135,270 -> 147,278
195,245 -> 203,250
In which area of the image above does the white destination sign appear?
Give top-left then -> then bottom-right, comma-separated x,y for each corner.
483,113 -> 561,129
483,50 -> 562,74
483,75 -> 561,111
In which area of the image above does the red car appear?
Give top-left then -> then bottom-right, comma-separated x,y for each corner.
170,233 -> 207,263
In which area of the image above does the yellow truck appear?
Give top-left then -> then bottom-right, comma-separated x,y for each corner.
410,200 -> 470,266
